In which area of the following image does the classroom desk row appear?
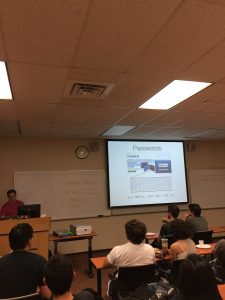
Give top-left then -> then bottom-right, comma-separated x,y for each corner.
47,226 -> 225,279
91,243 -> 216,296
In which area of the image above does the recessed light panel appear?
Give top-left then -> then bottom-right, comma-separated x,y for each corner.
139,80 -> 212,110
0,61 -> 13,100
102,125 -> 136,136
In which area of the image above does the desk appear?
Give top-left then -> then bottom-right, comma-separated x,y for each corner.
211,226 -> 225,234
49,232 -> 97,277
218,284 -> 225,300
0,217 -> 50,260
91,244 -> 215,296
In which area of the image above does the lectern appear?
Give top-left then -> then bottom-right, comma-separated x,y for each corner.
0,217 -> 51,260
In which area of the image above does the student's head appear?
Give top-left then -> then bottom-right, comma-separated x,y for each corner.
171,219 -> 193,240
188,203 -> 201,217
125,219 -> 147,245
178,254 -> 222,300
9,223 -> 33,251
45,254 -> 74,296
168,205 -> 179,219
7,189 -> 17,201
214,239 -> 225,268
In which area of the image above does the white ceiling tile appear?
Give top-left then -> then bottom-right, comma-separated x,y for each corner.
15,102 -> 57,122
145,111 -> 193,127
118,109 -> 164,126
0,0 -> 89,65
178,40 -> 225,82
20,122 -> 51,137
54,105 -> 95,123
101,74 -> 172,109
87,107 -> 129,125
130,0 -> 225,76
9,62 -> 68,103
74,0 -> 182,71
0,102 -> 18,121
51,123 -> 82,137
76,125 -> 108,137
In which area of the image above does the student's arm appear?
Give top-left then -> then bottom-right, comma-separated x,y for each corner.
103,247 -> 117,268
0,203 -> 6,216
170,243 -> 178,261
39,285 -> 51,299
103,257 -> 114,268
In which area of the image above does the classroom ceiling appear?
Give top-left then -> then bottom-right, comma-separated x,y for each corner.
1,0 -> 225,140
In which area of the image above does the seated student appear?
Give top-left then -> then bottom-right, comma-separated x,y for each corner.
210,239 -> 225,284
0,223 -> 51,299
184,203 -> 208,233
170,219 -> 196,261
45,253 -> 97,300
103,219 -> 155,268
160,205 -> 180,237
175,254 -> 222,300
0,189 -> 24,216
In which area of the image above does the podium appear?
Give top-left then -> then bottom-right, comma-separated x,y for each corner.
0,217 -> 51,260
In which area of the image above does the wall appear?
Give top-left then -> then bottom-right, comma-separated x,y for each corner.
0,138 -> 225,254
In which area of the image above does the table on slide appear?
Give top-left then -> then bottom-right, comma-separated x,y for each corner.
91,243 -> 215,296
218,284 -> 225,300
48,232 -> 97,277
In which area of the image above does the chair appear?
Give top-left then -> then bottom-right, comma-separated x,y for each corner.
192,230 -> 213,244
117,264 -> 156,295
0,293 -> 41,300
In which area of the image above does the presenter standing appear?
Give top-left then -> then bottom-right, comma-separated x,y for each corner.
0,189 -> 24,217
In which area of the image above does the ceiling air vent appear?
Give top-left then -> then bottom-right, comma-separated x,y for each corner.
63,80 -> 114,99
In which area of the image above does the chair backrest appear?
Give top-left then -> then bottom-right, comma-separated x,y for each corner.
0,293 -> 41,300
192,230 -> 213,244
170,259 -> 185,286
117,264 -> 156,294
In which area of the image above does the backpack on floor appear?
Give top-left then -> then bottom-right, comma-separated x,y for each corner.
125,282 -> 178,300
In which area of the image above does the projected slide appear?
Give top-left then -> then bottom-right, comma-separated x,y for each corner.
107,141 -> 188,208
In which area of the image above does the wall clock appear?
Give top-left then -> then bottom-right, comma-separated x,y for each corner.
75,146 -> 89,159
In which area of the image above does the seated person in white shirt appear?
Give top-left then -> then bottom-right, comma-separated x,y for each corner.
103,219 -> 155,268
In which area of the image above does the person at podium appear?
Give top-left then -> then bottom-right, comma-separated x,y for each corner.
0,189 -> 24,217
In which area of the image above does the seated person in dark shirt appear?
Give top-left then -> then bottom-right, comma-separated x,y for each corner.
45,253 -> 97,300
184,203 -> 208,233
160,205 -> 180,238
0,223 -> 51,299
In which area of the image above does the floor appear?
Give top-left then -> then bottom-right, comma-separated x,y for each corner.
68,250 -> 113,299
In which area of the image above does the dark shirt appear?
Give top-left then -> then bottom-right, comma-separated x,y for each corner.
160,220 -> 177,237
0,251 -> 46,298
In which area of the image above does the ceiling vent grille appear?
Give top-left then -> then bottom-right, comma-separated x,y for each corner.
63,80 -> 114,99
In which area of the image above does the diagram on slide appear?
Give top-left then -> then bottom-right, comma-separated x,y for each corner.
127,158 -> 172,193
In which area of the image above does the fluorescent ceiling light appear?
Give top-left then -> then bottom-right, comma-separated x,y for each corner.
139,80 -> 212,110
102,125 -> 136,136
0,61 -> 13,100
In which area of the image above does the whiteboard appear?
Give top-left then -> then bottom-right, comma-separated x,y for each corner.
14,170 -> 111,220
188,169 -> 225,209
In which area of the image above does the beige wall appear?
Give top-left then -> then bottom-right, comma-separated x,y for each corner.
0,138 -> 225,254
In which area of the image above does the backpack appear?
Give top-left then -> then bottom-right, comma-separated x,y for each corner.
125,283 -> 178,300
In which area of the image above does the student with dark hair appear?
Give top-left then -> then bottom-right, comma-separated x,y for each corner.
176,254 -> 222,300
210,239 -> 225,284
170,219 -> 196,260
185,203 -> 208,232
45,254 -> 95,300
0,223 -> 51,299
103,219 -> 155,267
0,189 -> 24,216
160,205 -> 180,238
